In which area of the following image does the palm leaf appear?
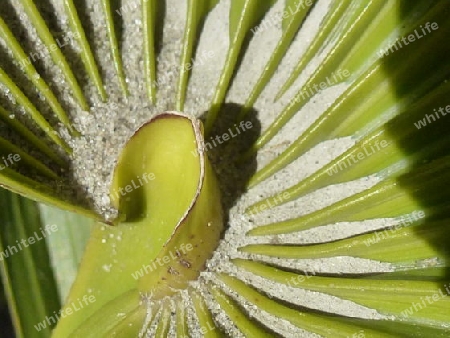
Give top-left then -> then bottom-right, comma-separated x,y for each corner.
0,0 -> 448,337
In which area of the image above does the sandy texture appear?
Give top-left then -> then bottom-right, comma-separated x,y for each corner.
2,0 -> 399,336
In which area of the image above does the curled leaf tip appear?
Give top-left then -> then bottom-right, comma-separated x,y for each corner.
111,111 -> 225,295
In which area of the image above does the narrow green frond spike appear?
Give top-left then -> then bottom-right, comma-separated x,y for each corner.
238,0 -> 318,119
208,284 -> 274,337
372,266 -> 446,282
275,0 -> 352,101
141,0 -> 157,103
0,168 -> 100,221
190,289 -> 221,338
140,303 -> 160,335
176,0 -> 219,111
0,190 -> 61,338
101,0 -> 129,97
240,219 -> 449,264
175,297 -> 189,338
204,0 -> 276,134
250,0 -> 447,154
247,16 -> 450,185
154,301 -> 171,337
372,267 -> 450,281
0,68 -> 71,154
0,17 -> 75,134
0,106 -> 66,166
0,136 -> 59,179
234,260 -> 450,329
19,0 -> 89,110
248,156 -> 450,235
64,0 -> 107,102
216,273 -> 399,337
